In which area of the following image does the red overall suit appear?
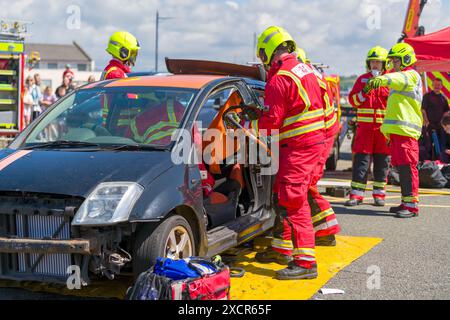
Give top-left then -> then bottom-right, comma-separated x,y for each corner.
124,100 -> 185,146
308,70 -> 341,237
101,59 -> 131,80
100,59 -> 132,129
253,55 -> 326,269
349,72 -> 390,201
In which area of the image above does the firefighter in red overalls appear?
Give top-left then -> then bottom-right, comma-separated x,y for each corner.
297,48 -> 341,246
346,46 -> 391,207
247,27 -> 326,280
100,31 -> 141,133
255,48 -> 341,268
124,97 -> 185,146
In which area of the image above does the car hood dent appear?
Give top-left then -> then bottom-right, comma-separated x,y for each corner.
0,149 -> 174,197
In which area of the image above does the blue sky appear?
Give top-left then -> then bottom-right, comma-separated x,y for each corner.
2,0 -> 449,75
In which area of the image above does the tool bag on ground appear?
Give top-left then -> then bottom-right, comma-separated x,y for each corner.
418,161 -> 448,189
441,165 -> 450,188
126,257 -> 230,300
387,167 -> 401,186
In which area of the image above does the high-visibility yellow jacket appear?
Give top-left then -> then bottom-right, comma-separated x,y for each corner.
378,67 -> 423,140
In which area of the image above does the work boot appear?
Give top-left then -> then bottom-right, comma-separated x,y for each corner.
373,198 -> 385,207
395,209 -> 418,219
315,235 -> 336,247
389,205 -> 403,214
276,262 -> 318,280
255,249 -> 293,265
345,198 -> 363,207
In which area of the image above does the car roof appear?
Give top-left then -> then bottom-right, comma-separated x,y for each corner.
83,74 -> 225,90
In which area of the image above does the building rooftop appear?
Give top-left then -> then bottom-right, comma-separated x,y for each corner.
24,42 -> 92,62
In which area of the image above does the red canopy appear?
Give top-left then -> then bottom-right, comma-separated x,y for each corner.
405,26 -> 450,72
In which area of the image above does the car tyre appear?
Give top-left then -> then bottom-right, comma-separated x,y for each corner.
132,215 -> 196,277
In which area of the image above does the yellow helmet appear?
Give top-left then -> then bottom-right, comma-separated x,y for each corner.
296,48 -> 309,64
106,31 -> 141,66
366,46 -> 388,70
387,43 -> 417,69
257,26 -> 296,66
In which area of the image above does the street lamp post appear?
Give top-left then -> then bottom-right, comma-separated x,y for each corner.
155,10 -> 173,73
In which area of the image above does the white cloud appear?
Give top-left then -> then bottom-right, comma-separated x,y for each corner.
1,0 -> 449,75
225,1 -> 239,10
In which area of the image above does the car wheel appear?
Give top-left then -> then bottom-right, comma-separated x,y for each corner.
326,141 -> 339,171
132,215 -> 196,277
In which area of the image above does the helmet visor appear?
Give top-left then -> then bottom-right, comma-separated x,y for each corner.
129,49 -> 139,66
259,48 -> 269,65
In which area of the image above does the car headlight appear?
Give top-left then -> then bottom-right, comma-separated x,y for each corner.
72,182 -> 144,226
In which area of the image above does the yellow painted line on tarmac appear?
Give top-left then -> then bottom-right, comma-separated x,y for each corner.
230,235 -> 382,300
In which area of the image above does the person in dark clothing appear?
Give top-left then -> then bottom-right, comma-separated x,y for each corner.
55,75 -> 75,99
421,78 -> 450,161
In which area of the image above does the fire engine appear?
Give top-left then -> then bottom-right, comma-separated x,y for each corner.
0,19 -> 37,147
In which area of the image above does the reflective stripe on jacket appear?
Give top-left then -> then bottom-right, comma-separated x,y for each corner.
252,55 -> 325,147
130,100 -> 179,144
275,69 -> 325,142
379,68 -> 423,140
312,67 -> 339,137
349,72 -> 389,126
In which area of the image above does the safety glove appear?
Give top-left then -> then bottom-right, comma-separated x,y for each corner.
367,77 -> 384,90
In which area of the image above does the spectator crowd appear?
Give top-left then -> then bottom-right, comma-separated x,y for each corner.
23,66 -> 96,126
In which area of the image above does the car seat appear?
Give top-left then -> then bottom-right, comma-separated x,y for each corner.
203,164 -> 244,228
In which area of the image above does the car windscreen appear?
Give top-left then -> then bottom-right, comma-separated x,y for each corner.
22,86 -> 197,149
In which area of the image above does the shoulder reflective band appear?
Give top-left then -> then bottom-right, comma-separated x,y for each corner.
101,67 -> 119,80
324,93 -> 333,115
317,77 -> 327,90
277,70 -> 311,112
283,108 -> 324,127
383,120 -> 422,132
